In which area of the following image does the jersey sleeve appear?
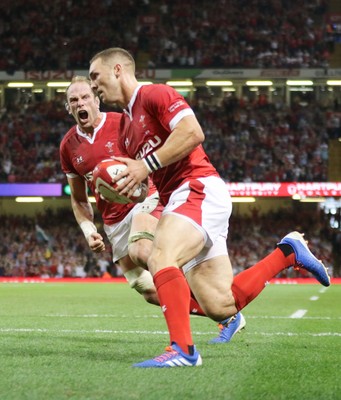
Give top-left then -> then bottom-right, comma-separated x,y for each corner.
144,85 -> 194,132
59,133 -> 79,177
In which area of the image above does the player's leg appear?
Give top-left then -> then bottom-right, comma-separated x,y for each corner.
117,254 -> 159,305
185,254 -> 236,320
128,209 -> 159,269
187,231 -> 330,343
216,232 -> 330,341
184,243 -> 246,343
147,213 -> 206,354
103,202 -> 160,305
121,206 -> 160,305
128,190 -> 207,311
137,178 -> 231,366
134,213 -> 205,367
121,197 -> 208,314
229,231 -> 330,312
134,177 -> 233,367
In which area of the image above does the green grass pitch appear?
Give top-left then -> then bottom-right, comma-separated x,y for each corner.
0,282 -> 340,400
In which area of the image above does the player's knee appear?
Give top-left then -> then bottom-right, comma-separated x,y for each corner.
128,240 -> 151,268
200,295 -> 236,322
124,266 -> 156,297
128,232 -> 154,268
141,290 -> 159,305
147,250 -> 165,274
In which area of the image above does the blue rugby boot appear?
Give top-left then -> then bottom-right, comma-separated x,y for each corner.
278,231 -> 330,286
209,312 -> 246,344
133,343 -> 202,368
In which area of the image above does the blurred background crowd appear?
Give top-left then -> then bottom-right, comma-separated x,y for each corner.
0,0 -> 333,71
0,95 -> 336,184
0,205 -> 340,279
0,0 -> 340,279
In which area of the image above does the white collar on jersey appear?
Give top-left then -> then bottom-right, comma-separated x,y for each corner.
124,85 -> 142,120
76,112 -> 107,144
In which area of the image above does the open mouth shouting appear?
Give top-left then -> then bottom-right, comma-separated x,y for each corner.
78,109 -> 89,123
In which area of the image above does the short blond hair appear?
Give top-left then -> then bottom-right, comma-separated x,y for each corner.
90,47 -> 135,72
65,76 -> 98,113
65,75 -> 94,98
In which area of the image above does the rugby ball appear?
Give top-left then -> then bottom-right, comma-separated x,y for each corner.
92,159 -> 145,204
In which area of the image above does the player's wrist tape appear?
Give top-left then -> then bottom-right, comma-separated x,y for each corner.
142,152 -> 162,173
80,221 -> 97,239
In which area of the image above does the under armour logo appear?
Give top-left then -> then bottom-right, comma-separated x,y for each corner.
161,305 -> 167,313
76,156 -> 84,164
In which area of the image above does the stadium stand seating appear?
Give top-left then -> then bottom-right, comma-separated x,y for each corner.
0,0 -> 339,278
0,207 -> 335,278
0,0 -> 330,71
0,96 -> 331,183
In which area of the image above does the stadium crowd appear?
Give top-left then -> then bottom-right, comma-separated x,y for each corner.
193,93 -> 330,182
0,209 -> 117,279
0,206 -> 337,279
0,94 -> 331,184
0,0 -> 331,71
0,0 -> 339,280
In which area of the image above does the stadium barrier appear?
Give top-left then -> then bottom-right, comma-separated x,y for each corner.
0,277 -> 340,284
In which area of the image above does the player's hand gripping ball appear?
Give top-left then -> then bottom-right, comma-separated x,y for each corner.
92,159 -> 147,204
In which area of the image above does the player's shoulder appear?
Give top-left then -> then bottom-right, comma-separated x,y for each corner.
60,125 -> 77,148
140,84 -> 183,108
141,83 -> 174,96
105,111 -> 122,124
102,112 -> 122,140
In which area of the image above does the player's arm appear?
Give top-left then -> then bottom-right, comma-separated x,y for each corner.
68,175 -> 105,253
152,114 -> 205,167
113,115 -> 204,196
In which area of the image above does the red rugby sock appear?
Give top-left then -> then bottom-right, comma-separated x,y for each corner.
189,296 -> 206,316
153,266 -> 193,354
232,248 -> 295,310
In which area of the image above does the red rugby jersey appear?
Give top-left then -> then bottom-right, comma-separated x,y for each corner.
118,84 -> 219,205
60,112 -> 156,225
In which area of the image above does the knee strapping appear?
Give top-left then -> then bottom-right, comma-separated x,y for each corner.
128,231 -> 154,245
124,266 -> 155,294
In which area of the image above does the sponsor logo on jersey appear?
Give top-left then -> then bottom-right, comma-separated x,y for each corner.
136,135 -> 162,159
168,100 -> 185,113
76,156 -> 84,164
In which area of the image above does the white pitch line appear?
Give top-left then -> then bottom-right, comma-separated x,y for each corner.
290,309 -> 307,319
0,327 -> 340,337
252,332 -> 341,337
44,314 -> 162,318
310,296 -> 319,301
40,314 -> 341,320
245,315 -> 341,320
